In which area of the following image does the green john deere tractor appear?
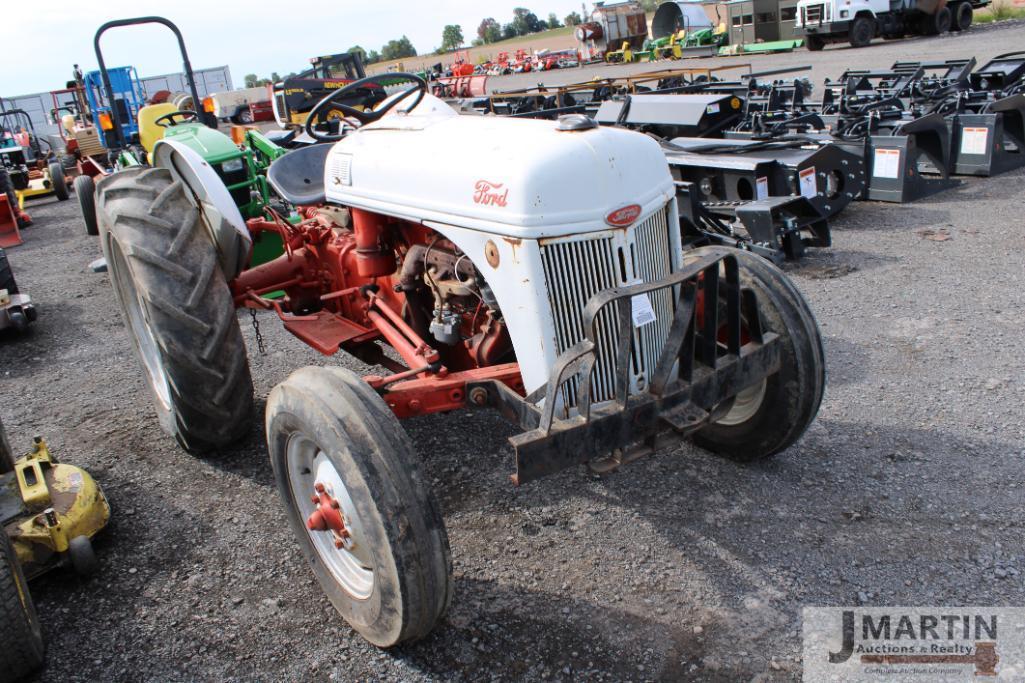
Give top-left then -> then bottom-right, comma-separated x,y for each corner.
80,17 -> 291,266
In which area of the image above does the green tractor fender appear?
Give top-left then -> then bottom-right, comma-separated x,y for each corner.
151,137 -> 252,279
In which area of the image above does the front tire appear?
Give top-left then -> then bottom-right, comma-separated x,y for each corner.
266,366 -> 452,648
97,166 -> 253,455
805,35 -> 826,51
48,163 -> 69,201
849,16 -> 875,47
0,531 -> 45,681
74,175 -> 98,236
692,250 -> 825,461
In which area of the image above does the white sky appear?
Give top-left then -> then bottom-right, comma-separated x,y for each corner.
1,1 -> 593,95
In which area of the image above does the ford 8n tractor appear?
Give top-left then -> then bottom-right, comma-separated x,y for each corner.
95,74 -> 825,647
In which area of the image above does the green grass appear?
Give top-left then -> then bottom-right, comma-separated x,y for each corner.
974,0 -> 1025,22
481,24 -> 575,48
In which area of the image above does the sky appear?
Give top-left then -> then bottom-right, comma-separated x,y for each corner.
1,0 -> 594,96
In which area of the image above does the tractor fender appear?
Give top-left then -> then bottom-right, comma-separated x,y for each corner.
152,138 -> 252,279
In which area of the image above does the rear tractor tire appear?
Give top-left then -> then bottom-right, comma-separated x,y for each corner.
0,530 -> 45,681
266,366 -> 452,648
692,249 -> 825,462
97,166 -> 254,455
74,175 -> 98,237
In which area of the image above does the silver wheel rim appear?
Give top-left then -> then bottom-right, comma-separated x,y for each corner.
715,379 -> 767,426
286,434 -> 374,600
110,241 -> 172,411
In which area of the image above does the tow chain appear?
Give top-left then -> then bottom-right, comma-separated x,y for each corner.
249,308 -> 267,355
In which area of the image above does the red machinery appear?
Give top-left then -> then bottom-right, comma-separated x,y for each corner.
0,193 -> 23,248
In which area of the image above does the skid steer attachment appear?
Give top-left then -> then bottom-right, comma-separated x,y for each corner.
947,94 -> 1025,176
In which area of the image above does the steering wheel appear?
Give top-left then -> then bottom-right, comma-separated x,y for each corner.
305,73 -> 428,142
155,110 -> 200,127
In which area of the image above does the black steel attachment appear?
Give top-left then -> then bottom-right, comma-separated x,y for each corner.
469,250 -> 781,485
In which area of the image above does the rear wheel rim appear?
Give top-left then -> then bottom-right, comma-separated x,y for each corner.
285,434 -> 375,600
109,240 -> 172,411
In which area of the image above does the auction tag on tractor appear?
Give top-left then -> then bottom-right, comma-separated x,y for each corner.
627,279 -> 657,329
756,176 -> 769,200
960,127 -> 989,155
799,166 -> 817,199
872,148 -> 901,178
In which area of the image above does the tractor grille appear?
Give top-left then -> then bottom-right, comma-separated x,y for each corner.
539,204 -> 678,408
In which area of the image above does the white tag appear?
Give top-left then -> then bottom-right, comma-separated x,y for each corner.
756,176 -> 768,200
627,279 -> 657,328
960,127 -> 989,155
706,103 -> 720,114
872,148 -> 901,178
799,166 -> 817,199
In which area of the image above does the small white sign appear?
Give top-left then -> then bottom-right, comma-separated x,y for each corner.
706,103 -> 720,114
756,176 -> 769,200
627,279 -> 657,328
799,166 -> 817,199
328,153 -> 353,186
872,148 -> 901,179
960,127 -> 989,156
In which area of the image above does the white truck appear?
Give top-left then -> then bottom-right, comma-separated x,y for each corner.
795,0 -> 990,50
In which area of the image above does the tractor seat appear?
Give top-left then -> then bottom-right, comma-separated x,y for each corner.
263,128 -> 297,146
137,103 -> 179,153
266,143 -> 332,206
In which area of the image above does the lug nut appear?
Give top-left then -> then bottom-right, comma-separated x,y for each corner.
469,387 -> 488,406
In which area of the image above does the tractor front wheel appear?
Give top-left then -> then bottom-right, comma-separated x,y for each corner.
74,175 -> 98,236
47,162 -> 69,201
692,250 -> 825,461
266,366 -> 452,647
0,530 -> 45,681
97,166 -> 254,455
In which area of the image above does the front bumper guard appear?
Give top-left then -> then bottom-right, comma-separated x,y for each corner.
468,249 -> 782,485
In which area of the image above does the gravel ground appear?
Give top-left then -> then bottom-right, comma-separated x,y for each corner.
3,21 -> 1025,683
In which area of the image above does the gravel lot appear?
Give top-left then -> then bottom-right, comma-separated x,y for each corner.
3,21 -> 1025,682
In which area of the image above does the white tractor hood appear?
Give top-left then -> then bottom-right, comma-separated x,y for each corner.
324,97 -> 675,238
